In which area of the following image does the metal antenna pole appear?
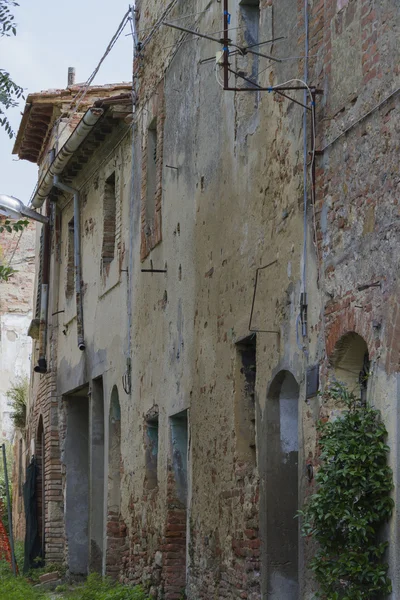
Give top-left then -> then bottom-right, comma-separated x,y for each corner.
223,0 -> 229,89
1,443 -> 16,576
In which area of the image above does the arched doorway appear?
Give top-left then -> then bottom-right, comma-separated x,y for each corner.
265,371 -> 299,599
330,332 -> 370,401
105,386 -> 123,577
36,416 -> 45,559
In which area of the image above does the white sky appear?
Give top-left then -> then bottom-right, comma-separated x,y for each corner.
0,1 -> 133,203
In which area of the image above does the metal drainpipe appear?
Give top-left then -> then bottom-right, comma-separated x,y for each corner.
53,176 -> 85,351
34,198 -> 51,374
301,0 -> 309,340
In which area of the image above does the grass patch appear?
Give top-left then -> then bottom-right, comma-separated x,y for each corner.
0,566 -> 150,600
0,561 -> 47,600
64,574 -> 150,599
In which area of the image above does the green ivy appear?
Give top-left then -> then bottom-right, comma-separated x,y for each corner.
0,218 -> 29,281
299,383 -> 394,600
0,218 -> 29,233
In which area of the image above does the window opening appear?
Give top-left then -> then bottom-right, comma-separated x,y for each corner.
165,411 -> 189,598
66,217 -> 75,298
145,417 -> 159,490
235,335 -> 257,464
239,0 -> 260,84
330,332 -> 370,401
146,119 -> 158,234
102,172 -> 116,267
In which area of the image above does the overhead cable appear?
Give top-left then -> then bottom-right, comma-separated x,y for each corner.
55,8 -> 131,144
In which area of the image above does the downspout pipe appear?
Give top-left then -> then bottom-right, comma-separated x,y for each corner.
34,150 -> 55,374
34,199 -> 51,373
53,176 -> 85,351
301,0 -> 309,340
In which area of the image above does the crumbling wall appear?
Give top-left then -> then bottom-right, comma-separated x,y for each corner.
122,0 -> 400,598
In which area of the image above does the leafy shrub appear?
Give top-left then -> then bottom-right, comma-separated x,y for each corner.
300,383 -> 394,599
6,377 -> 28,429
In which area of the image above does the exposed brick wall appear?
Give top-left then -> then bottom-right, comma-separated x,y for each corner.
309,0 -> 399,377
26,370 -> 64,564
161,469 -> 187,600
106,511 -> 127,578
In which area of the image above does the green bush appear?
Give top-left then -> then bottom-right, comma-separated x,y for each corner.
299,383 -> 394,599
64,573 -> 150,600
6,377 -> 28,429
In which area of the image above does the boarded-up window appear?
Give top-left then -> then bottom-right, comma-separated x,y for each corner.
140,83 -> 164,261
66,218 -> 75,298
102,172 -> 116,266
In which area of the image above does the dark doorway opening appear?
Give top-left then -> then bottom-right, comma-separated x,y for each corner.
106,386 -> 124,578
65,387 -> 89,575
265,371 -> 299,599
89,377 -> 105,573
164,410 -> 189,598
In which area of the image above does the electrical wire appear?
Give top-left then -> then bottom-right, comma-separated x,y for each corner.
27,8 -> 132,208
55,9 -> 131,145
7,230 -> 24,269
139,0 -> 180,52
162,25 -> 245,51
132,9 -> 210,36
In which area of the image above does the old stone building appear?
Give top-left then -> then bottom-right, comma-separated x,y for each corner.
13,0 -> 400,598
13,80 -> 133,567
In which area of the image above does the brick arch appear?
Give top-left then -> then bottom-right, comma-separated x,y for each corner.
325,309 -> 375,360
329,331 -> 370,400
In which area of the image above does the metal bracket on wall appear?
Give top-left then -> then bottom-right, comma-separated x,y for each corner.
141,260 -> 167,274
248,260 -> 280,334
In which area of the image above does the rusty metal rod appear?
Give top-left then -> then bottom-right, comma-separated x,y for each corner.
227,69 -> 310,109
199,36 -> 286,64
227,67 -> 261,89
245,48 -> 282,63
163,21 -> 226,45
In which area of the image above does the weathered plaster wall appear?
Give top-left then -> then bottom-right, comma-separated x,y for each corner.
17,0 -> 400,597
53,122 -> 132,573
309,0 -> 400,595
117,0 -> 400,598
120,1 -> 319,598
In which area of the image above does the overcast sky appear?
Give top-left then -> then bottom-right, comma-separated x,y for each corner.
1,1 -> 133,203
